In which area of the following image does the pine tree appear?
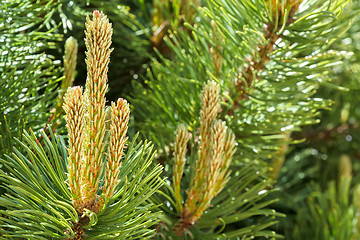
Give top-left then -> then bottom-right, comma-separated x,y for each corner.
130,0 -> 356,238
0,10 -> 163,239
1,0 -> 360,239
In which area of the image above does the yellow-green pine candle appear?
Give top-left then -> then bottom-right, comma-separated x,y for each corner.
63,37 -> 78,93
63,86 -> 85,211
214,129 -> 236,196
81,10 -> 113,209
55,37 -> 78,120
173,124 -> 189,213
192,120 -> 226,223
339,154 -> 352,179
102,99 -> 130,203
185,80 -> 220,215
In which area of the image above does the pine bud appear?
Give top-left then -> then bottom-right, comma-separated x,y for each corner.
192,120 -> 227,223
200,80 -> 220,144
53,37 -> 78,122
81,10 -> 113,209
173,124 -> 189,213
183,81 -> 236,225
63,86 -> 85,210
339,154 -> 352,179
215,129 -> 236,195
63,37 -> 78,92
186,80 -> 220,214
102,99 -> 130,202
198,80 -> 221,177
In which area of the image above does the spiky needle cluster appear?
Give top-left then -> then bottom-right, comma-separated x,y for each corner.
63,10 -> 130,214
173,80 -> 236,231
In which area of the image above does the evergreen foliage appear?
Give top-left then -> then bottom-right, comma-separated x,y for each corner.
131,0 -> 355,160
293,160 -> 360,239
0,131 -> 162,239
272,0 -> 360,238
130,0 -> 357,238
0,9 -> 163,239
0,0 -> 63,155
1,0 -> 360,239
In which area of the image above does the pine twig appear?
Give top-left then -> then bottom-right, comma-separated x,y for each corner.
230,1 -> 302,114
173,81 -> 236,235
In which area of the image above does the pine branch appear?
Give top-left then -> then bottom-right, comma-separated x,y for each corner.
293,170 -> 360,239
151,81 -> 278,238
152,0 -> 201,55
232,1 -> 301,105
130,0 -> 356,238
1,10 -> 163,239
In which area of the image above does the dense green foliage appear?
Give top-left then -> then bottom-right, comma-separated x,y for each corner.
272,1 -> 360,237
1,0 -> 360,239
0,131 -> 163,239
0,0 -> 63,155
130,0 -> 358,238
